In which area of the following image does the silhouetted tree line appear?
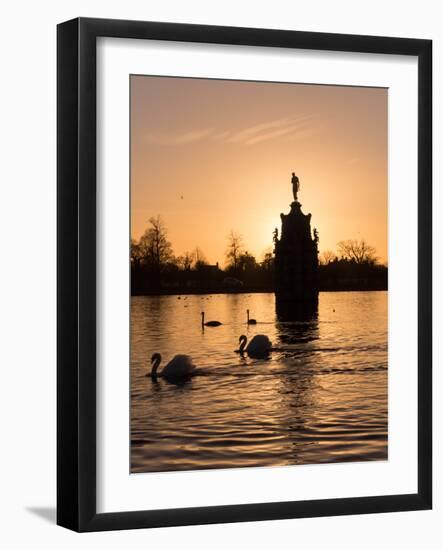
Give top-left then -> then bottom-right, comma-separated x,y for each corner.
131,216 -> 387,295
318,239 -> 387,290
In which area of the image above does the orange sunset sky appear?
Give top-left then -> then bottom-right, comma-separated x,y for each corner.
131,76 -> 387,265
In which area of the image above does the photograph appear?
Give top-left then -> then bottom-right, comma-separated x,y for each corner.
130,75 -> 388,474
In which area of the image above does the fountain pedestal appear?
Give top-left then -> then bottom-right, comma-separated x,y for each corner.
274,200 -> 319,306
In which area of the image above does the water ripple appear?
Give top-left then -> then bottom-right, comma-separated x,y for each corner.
131,291 -> 388,473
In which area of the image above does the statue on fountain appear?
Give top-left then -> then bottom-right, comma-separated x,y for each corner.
291,172 -> 300,202
274,172 -> 318,308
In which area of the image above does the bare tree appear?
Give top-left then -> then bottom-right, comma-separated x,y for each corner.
193,247 -> 208,268
175,251 -> 192,271
261,251 -> 274,272
225,230 -> 244,270
319,250 -> 336,265
139,215 -> 173,272
238,251 -> 257,273
337,239 -> 377,265
130,238 -> 143,267
182,251 -> 194,270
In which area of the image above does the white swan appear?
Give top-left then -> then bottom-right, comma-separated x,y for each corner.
246,309 -> 257,324
149,353 -> 196,381
236,334 -> 272,358
201,311 -> 222,327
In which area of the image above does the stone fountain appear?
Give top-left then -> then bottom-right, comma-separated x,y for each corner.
274,174 -> 319,315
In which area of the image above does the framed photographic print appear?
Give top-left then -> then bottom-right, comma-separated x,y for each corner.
57,18 -> 432,531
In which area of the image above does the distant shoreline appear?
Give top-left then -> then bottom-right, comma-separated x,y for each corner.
131,286 -> 387,297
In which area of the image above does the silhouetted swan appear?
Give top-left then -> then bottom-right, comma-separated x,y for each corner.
246,309 -> 257,324
235,334 -> 272,358
149,353 -> 196,381
201,311 -> 222,327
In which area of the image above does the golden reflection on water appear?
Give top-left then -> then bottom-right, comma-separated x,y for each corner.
130,291 -> 387,473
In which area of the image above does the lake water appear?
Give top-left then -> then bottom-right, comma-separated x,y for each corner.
130,291 -> 387,473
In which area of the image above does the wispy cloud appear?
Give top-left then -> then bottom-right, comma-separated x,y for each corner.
212,131 -> 232,141
228,115 -> 317,146
226,118 -> 291,144
286,125 -> 324,143
143,115 -> 318,147
247,122 -> 309,145
145,128 -> 214,146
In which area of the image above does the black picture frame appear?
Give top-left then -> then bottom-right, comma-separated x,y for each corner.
57,17 -> 432,532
